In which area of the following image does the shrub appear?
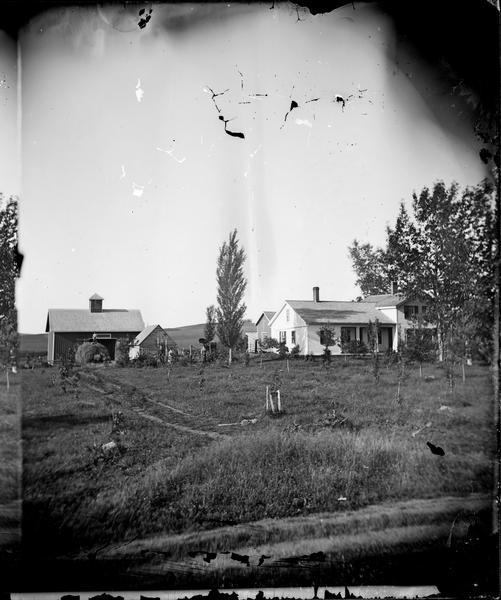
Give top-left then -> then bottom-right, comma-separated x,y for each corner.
258,336 -> 279,352
290,344 -> 300,358
131,352 -> 159,368
115,338 -> 131,367
341,339 -> 368,354
277,342 -> 289,359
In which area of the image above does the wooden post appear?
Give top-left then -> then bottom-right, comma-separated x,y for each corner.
277,389 -> 281,412
265,385 -> 269,411
286,359 -> 290,373
462,361 -> 466,384
6,368 -> 9,391
189,345 -> 192,360
229,347 -> 232,366
269,391 -> 275,413
419,363 -> 422,378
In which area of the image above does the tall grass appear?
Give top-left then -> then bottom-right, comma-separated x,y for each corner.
92,428 -> 491,544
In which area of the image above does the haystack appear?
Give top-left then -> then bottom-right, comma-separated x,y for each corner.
75,342 -> 110,365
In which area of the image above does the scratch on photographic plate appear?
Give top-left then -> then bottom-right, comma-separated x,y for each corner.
135,78 -> 144,102
156,146 -> 186,163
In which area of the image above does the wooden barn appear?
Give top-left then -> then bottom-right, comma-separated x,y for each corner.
45,293 -> 144,363
129,324 -> 176,360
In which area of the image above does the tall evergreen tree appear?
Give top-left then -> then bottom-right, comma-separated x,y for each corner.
216,229 -> 247,364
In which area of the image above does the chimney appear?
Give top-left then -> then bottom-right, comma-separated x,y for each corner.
89,293 -> 104,313
313,286 -> 320,303
390,281 -> 398,295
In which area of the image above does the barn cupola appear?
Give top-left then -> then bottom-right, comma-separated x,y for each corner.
89,293 -> 104,313
313,286 -> 320,303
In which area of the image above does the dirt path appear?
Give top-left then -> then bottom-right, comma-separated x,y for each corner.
134,409 -> 224,440
79,370 -> 226,440
81,493 -> 490,564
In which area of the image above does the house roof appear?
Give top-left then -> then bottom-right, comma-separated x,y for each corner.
255,311 -> 276,326
361,294 -> 406,307
134,324 -> 175,346
284,300 -> 395,325
46,309 -> 144,333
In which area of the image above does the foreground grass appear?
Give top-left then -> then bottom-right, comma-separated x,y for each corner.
0,370 -> 21,555
22,359 -> 495,558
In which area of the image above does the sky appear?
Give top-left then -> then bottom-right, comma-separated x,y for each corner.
6,2 -> 488,333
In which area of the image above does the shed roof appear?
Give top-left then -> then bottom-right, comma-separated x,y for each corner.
285,300 -> 395,325
46,309 -> 144,333
89,293 -> 104,300
134,324 -> 175,346
255,311 -> 276,326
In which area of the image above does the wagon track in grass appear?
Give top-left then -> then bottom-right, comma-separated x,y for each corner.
78,369 -> 226,439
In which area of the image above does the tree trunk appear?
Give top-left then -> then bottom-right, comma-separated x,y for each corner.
228,347 -> 232,365
437,329 -> 444,362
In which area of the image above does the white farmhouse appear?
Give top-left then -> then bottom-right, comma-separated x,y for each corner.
268,286 -> 431,356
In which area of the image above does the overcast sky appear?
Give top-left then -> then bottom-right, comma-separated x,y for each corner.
9,2 -> 487,333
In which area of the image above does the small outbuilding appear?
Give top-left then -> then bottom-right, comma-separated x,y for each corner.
129,324 -> 176,360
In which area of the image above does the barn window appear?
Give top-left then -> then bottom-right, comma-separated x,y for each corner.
291,331 -> 296,345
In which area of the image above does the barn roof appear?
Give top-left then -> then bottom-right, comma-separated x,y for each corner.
134,324 -> 175,346
361,294 -> 406,307
46,309 -> 144,333
285,300 -> 395,325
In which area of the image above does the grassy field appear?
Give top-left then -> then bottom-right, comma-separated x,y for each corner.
21,356 -> 496,586
0,369 -> 21,561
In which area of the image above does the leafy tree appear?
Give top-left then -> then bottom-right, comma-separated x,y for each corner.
318,327 -> 339,363
0,197 -> 19,389
349,180 -> 497,362
216,229 -> 247,365
400,321 -> 436,377
0,196 -> 19,317
204,305 -> 217,344
348,241 -> 389,295
367,319 -> 381,383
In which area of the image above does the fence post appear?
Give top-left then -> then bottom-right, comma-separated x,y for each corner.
277,389 -> 281,412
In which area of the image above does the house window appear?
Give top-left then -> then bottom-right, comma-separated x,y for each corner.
286,309 -> 290,322
377,330 -> 382,345
279,331 -> 286,343
95,333 -> 111,338
404,305 -> 419,319
291,331 -> 296,345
